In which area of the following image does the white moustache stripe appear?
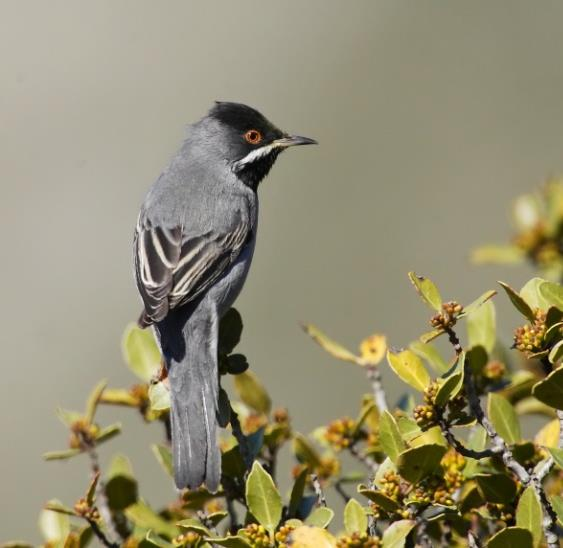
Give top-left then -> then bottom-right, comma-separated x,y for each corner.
234,142 -> 282,169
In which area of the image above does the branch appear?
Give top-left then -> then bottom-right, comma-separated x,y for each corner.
348,443 -> 379,474
366,365 -> 388,412
229,405 -> 253,472
445,327 -> 561,547
84,445 -> 120,547
437,416 -> 496,459
310,473 -> 327,507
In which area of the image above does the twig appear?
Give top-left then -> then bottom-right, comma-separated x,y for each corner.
437,416 -> 497,459
310,473 -> 327,507
467,530 -> 482,548
86,518 -> 119,548
445,327 -> 561,547
229,405 -> 253,472
348,443 -> 379,474
334,480 -> 351,503
366,365 -> 388,412
85,445 -> 120,546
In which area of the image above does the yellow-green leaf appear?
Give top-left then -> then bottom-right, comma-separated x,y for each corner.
409,341 -> 449,374
152,444 -> 173,477
303,323 -> 360,365
343,498 -> 367,535
467,300 -> 496,353
539,281 -> 563,310
520,278 -> 550,311
386,349 -> 430,392
85,380 -> 107,424
305,507 -> 334,529
379,411 -> 407,464
535,418 -> 560,448
499,282 -> 535,321
122,323 -> 161,382
461,290 -> 497,317
488,393 -> 521,444
408,272 -> 442,311
471,245 -> 525,265
245,461 -> 282,534
516,486 -> 543,548
38,500 -> 70,543
233,371 -> 271,414
381,519 -> 416,548
125,501 -> 179,538
487,526 -> 533,548
148,381 -> 171,412
532,366 -> 563,410
397,444 -> 446,483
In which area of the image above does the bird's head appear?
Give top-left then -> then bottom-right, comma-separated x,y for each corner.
203,102 -> 317,190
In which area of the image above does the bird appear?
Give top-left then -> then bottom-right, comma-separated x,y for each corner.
133,102 -> 317,491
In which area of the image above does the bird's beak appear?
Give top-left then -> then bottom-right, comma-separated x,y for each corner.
274,135 -> 318,148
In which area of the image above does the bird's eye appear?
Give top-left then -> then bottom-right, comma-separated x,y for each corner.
244,129 -> 262,145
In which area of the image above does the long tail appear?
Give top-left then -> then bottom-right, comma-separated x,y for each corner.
156,310 -> 221,492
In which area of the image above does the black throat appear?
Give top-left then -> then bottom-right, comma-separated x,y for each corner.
235,149 -> 282,191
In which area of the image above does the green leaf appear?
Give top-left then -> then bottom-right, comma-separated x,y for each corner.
532,366 -> 563,410
386,349 -> 431,392
471,244 -> 525,265
499,282 -> 535,321
487,527 -> 533,548
233,371 -> 271,414
397,444 -> 447,483
176,518 -> 211,535
550,495 -> 563,525
302,323 -> 360,364
305,507 -> 334,528
122,323 -> 161,382
208,537 -> 253,548
145,531 -> 174,548
467,300 -> 496,353
381,519 -> 416,548
85,380 -> 107,424
245,461 -> 282,533
408,272 -> 442,311
461,290 -> 497,317
125,501 -> 179,538
288,467 -> 309,518
379,411 -> 407,464
409,341 -> 449,374
43,501 -> 76,516
152,444 -> 173,477
148,382 -> 171,412
357,486 -> 400,512
85,472 -> 99,506
219,308 -> 243,354
43,448 -> 82,461
548,447 -> 563,468
435,353 -> 464,407
539,281 -> 563,310
419,328 -> 445,343
343,498 -> 367,535
38,500 -> 71,542
55,407 -> 82,427
488,393 -> 521,444
520,278 -> 550,311
95,422 -> 122,444
105,454 -> 137,511
516,486 -> 543,548
475,473 -> 517,504
548,340 -> 563,364
207,511 -> 229,526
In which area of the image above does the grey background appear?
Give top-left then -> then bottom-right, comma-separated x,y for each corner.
1,0 -> 562,541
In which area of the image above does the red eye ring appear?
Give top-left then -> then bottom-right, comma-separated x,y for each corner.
244,129 -> 262,145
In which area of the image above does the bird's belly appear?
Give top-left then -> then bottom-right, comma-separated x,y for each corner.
206,239 -> 256,317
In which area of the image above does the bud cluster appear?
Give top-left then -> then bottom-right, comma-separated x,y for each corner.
69,419 -> 99,449
430,301 -> 464,329
336,532 -> 381,548
513,310 -> 547,355
324,417 -> 359,450
172,532 -> 201,547
240,523 -> 272,547
274,524 -> 295,548
73,497 -> 100,521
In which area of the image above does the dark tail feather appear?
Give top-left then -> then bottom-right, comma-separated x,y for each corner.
169,358 -> 221,492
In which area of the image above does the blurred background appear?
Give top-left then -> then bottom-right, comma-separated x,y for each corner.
1,0 -> 563,540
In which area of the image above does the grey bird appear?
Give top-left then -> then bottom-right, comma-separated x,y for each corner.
133,102 -> 316,491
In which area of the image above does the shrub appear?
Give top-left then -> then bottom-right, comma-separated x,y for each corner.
5,180 -> 563,548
